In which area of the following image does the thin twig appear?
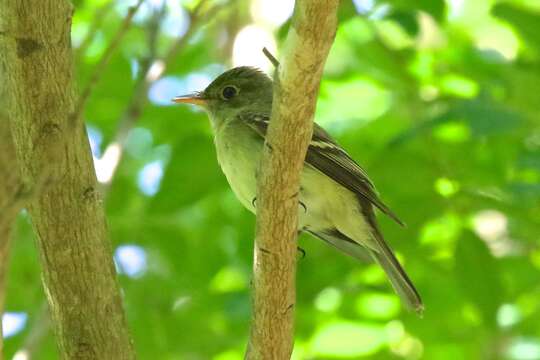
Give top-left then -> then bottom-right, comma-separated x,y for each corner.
74,0 -> 115,60
100,0 -> 229,190
12,303 -> 51,359
163,0 -> 222,64
96,4 -> 168,189
71,0 -> 145,126
262,47 -> 279,68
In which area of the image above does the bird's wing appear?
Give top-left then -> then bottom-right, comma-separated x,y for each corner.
305,228 -> 373,263
239,113 -> 405,226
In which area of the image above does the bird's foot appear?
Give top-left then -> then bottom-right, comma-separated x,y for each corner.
299,200 -> 307,213
252,197 -> 306,213
297,246 -> 306,259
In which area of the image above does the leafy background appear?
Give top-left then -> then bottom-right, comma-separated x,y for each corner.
4,0 -> 540,359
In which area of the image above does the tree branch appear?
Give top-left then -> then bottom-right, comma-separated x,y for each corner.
262,47 -> 279,68
0,1 -> 136,358
74,0 -> 115,61
98,0 -> 226,187
13,303 -> 51,359
72,0 -> 144,125
246,1 -> 339,358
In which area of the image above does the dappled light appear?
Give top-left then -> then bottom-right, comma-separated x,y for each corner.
114,244 -> 148,278
2,313 -> 27,339
233,25 -> 277,70
3,0 -> 539,358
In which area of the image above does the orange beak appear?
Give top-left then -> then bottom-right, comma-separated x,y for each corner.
172,93 -> 207,106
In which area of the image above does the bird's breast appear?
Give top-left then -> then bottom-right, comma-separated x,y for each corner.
213,120 -> 373,250
214,122 -> 262,212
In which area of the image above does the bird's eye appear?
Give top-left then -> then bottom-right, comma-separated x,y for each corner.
221,86 -> 238,100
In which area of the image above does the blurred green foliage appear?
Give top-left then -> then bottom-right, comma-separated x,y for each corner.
5,0 -> 540,359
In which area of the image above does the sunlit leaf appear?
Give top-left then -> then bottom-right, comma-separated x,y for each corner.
433,121 -> 471,143
310,321 -> 386,358
355,292 -> 400,320
455,231 -> 503,326
493,3 -> 540,51
210,266 -> 247,293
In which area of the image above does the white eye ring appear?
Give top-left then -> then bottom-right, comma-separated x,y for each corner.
221,85 -> 239,100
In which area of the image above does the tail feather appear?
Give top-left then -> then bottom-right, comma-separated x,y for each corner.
306,229 -> 372,263
370,248 -> 424,315
308,228 -> 423,315
359,200 -> 424,315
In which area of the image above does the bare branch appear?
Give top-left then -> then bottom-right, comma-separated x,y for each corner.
246,0 -> 339,358
74,0 -> 115,60
72,0 -> 145,125
262,47 -> 279,68
162,0 -> 223,65
100,0 -> 227,188
12,302 -> 51,359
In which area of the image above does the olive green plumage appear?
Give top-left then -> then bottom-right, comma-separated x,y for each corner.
175,66 -> 423,315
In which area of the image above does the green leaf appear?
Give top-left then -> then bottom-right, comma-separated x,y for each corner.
492,3 -> 540,51
310,321 -> 386,358
387,9 -> 419,36
455,231 -> 504,326
387,0 -> 446,21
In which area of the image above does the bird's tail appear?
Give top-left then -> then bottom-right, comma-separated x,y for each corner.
369,246 -> 424,316
357,202 -> 424,315
309,228 -> 423,315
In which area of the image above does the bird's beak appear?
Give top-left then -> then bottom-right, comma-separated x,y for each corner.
172,92 -> 207,106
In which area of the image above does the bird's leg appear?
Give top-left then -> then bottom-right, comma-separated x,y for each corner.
298,189 -> 308,214
297,246 -> 306,259
253,196 -> 306,214
254,194 -> 306,258
290,191 -> 307,214
297,229 -> 306,259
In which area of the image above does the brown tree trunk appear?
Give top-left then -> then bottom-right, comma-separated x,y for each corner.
246,0 -> 339,358
0,1 -> 136,358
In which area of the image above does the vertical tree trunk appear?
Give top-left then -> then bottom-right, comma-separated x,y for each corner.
0,1 -> 136,358
246,0 -> 339,358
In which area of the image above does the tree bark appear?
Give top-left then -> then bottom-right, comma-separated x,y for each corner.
246,1 -> 339,359
0,1 -> 135,359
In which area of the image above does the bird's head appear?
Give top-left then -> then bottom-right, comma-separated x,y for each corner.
173,66 -> 273,124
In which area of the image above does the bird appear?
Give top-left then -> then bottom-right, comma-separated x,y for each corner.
173,66 -> 423,314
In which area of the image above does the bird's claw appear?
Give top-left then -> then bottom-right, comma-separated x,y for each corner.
299,201 -> 307,213
297,246 -> 306,259
252,197 -> 306,214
